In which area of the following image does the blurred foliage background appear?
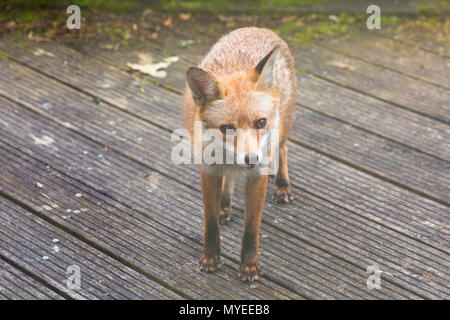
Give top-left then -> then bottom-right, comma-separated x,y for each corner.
0,0 -> 448,50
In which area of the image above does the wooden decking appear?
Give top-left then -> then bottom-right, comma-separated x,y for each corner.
0,22 -> 449,299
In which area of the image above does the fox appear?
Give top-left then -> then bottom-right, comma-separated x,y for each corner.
183,27 -> 297,282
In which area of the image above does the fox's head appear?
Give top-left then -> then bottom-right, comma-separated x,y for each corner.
186,45 -> 280,168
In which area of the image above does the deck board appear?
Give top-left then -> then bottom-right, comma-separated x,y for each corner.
0,258 -> 64,299
292,44 -> 450,125
321,33 -> 450,90
0,195 -> 183,299
0,24 -> 449,299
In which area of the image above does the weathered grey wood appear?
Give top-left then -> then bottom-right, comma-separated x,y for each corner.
1,56 -> 447,256
67,42 -> 189,94
0,42 -> 446,296
0,94 -> 446,298
0,196 -> 183,300
295,72 -> 450,160
0,103 -> 378,299
373,24 -> 450,58
319,33 -> 450,90
80,37 -> 450,127
0,39 -> 448,204
0,46 -> 447,252
78,41 -> 450,160
0,35 -> 445,296
0,149 -> 300,300
0,108 -> 301,299
0,258 -> 64,299
291,43 -> 450,124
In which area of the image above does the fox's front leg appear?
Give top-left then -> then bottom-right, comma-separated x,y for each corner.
219,175 -> 236,225
199,170 -> 223,272
273,142 -> 294,203
239,174 -> 268,281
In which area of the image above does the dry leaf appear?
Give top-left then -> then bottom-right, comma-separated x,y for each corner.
136,52 -> 154,64
101,44 -> 114,50
126,56 -> 179,78
27,31 -> 47,42
148,32 -> 158,40
142,8 -> 153,17
34,48 -> 55,58
163,17 -> 172,27
179,13 -> 191,20
327,60 -> 355,71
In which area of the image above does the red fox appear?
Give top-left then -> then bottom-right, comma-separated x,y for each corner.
183,27 -> 297,281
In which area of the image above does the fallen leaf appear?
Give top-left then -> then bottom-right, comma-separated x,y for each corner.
101,44 -> 114,50
27,31 -> 47,42
30,134 -> 54,146
34,48 -> 55,58
179,13 -> 191,20
327,60 -> 355,71
328,15 -> 340,22
126,56 -> 179,78
137,52 -> 154,64
148,32 -> 158,40
163,17 -> 172,27
142,8 -> 153,17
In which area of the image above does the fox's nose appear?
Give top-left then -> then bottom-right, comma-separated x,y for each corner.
245,154 -> 259,165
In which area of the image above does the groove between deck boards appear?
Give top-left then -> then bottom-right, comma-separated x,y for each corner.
0,257 -> 64,299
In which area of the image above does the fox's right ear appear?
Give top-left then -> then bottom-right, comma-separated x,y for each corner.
254,44 -> 280,90
186,67 -> 221,108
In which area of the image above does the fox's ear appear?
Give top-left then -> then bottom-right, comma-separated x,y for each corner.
254,44 -> 280,90
186,67 -> 221,107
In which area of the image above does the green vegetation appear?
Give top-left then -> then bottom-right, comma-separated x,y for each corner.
0,0 -> 447,50
0,50 -> 10,58
2,0 -> 145,13
272,13 -> 363,45
158,0 -> 330,13
2,0 -> 330,13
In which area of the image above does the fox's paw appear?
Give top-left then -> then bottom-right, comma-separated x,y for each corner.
273,186 -> 294,204
219,208 -> 231,225
199,254 -> 220,272
239,263 -> 263,282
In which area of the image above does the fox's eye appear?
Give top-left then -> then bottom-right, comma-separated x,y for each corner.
220,125 -> 235,134
254,118 -> 267,129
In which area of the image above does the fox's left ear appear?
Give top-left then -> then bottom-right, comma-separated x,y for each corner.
254,44 -> 280,90
186,67 -> 221,108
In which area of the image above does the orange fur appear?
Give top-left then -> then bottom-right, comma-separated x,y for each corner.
183,27 -> 297,142
183,27 -> 297,281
